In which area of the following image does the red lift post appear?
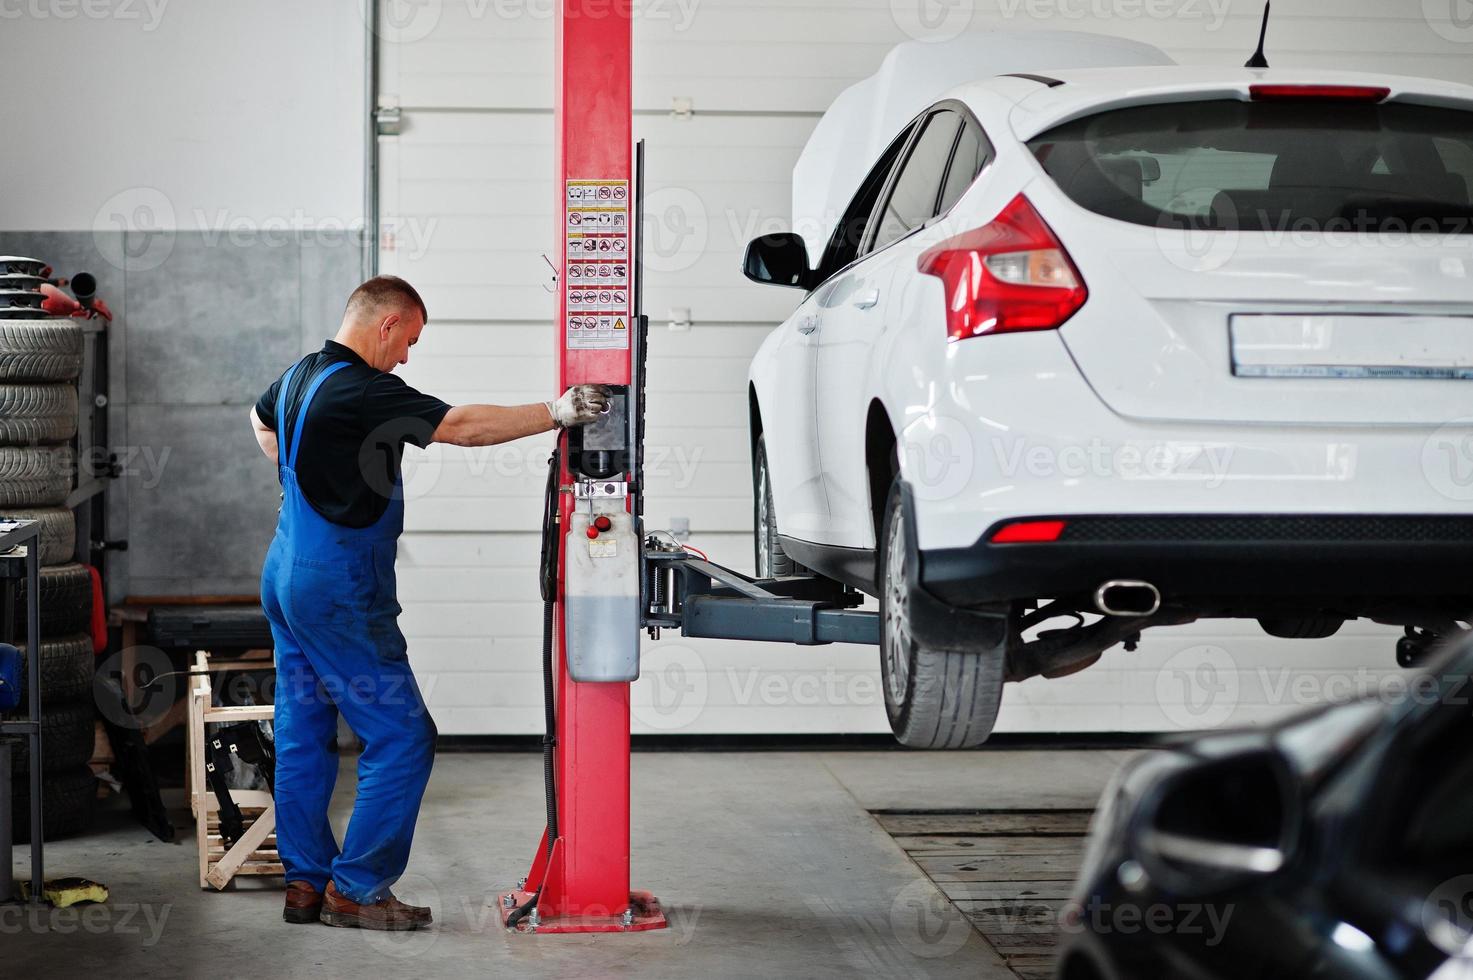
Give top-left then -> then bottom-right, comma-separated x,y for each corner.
499,0 -> 666,934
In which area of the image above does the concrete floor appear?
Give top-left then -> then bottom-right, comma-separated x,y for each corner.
6,748 -> 1135,979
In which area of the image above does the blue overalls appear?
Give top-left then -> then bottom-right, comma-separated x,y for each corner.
260,358 -> 437,905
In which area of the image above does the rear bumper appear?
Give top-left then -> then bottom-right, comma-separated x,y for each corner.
894,331 -> 1473,557
921,514 -> 1473,607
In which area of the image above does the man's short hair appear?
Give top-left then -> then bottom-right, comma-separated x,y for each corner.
345,275 -> 429,324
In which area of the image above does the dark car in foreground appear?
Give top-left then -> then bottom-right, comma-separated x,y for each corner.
1058,639 -> 1473,980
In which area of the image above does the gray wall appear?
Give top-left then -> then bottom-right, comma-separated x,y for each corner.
0,1 -> 366,603
0,231 -> 362,602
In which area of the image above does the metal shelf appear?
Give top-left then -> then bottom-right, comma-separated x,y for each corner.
0,519 -> 46,904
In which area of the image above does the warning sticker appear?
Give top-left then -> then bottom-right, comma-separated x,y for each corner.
565,179 -> 631,350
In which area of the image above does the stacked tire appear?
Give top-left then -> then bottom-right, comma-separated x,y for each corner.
0,260 -> 96,840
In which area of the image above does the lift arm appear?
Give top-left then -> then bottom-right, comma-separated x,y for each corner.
643,548 -> 879,647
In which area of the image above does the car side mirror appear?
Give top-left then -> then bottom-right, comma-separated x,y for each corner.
743,232 -> 814,291
1130,747 -> 1300,895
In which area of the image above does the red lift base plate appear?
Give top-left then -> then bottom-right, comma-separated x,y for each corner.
498,889 -> 667,934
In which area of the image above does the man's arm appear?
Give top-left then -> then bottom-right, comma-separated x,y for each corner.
250,407 -> 278,462
432,403 -> 555,448
432,385 -> 611,448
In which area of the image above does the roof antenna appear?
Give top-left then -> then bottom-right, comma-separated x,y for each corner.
1245,1 -> 1271,68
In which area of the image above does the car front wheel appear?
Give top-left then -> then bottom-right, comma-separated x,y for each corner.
879,481 -> 1005,749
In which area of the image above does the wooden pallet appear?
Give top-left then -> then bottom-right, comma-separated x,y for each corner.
187,651 -> 280,890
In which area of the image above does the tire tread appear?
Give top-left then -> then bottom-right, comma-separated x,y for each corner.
7,701 -> 97,772
0,384 -> 77,444
10,765 -> 97,841
15,562 -> 93,636
0,320 -> 83,382
0,507 -> 75,565
8,634 -> 95,706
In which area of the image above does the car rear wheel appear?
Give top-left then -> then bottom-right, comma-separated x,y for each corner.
879,482 -> 1004,749
754,435 -> 807,578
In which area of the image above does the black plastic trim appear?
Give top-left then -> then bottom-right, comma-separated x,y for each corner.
778,535 -> 876,594
1001,72 -> 1065,88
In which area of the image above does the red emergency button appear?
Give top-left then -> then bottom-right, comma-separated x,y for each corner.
594,516 -> 613,532
585,526 -> 600,540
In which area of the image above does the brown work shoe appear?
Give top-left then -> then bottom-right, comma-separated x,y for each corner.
283,881 -> 323,924
320,881 -> 432,931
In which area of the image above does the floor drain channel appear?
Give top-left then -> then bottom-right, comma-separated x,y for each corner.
874,809 -> 1093,980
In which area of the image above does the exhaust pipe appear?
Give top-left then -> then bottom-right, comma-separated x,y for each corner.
1094,580 -> 1161,617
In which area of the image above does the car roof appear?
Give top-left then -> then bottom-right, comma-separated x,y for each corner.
943,66 -> 1473,141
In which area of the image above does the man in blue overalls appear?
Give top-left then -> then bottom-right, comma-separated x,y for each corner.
250,275 -> 608,930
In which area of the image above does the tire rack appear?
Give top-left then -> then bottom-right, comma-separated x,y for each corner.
0,302 -> 112,850
0,519 -> 46,904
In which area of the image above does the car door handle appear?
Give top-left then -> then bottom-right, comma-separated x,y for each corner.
797,315 -> 818,335
852,289 -> 880,310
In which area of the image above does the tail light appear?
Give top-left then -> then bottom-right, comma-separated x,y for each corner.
989,519 -> 1067,543
1249,84 -> 1390,103
917,194 -> 1087,342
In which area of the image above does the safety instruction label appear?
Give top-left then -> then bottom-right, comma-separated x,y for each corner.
565,179 -> 631,350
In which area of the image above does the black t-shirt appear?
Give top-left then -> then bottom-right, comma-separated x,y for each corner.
255,341 -> 452,528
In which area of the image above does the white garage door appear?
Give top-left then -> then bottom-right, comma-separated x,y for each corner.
377,0 -> 1472,736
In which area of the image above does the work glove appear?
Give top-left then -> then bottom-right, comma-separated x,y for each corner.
547,384 -> 613,428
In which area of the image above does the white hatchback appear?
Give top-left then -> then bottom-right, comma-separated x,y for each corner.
743,64 -> 1473,748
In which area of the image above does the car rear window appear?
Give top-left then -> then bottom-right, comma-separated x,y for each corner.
1027,99 -> 1473,234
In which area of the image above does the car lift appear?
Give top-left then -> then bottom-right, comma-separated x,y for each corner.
498,0 -> 879,935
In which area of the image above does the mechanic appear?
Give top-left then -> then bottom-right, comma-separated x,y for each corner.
250,275 -> 608,931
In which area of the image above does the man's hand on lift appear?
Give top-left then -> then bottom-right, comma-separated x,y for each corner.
546,384 -> 613,428
431,384 -> 613,447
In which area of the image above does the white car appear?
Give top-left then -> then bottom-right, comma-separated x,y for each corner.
743,61 -> 1473,749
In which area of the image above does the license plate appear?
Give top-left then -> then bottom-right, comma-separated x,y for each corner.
1230,314 -> 1473,380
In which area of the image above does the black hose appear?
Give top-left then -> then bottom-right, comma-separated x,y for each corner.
508,448 -> 562,930
540,594 -> 559,845
138,669 -> 212,690
539,448 -> 560,604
